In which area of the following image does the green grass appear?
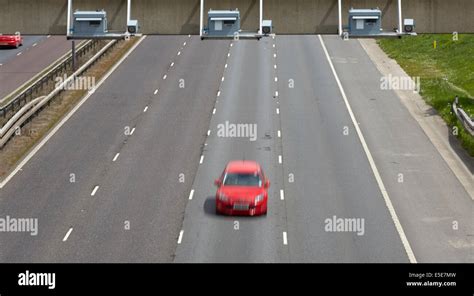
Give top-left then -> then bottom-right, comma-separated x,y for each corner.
378,34 -> 474,156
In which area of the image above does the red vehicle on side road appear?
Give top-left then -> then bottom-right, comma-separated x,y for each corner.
0,32 -> 23,48
215,160 -> 270,216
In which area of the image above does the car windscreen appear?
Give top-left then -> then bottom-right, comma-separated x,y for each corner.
223,173 -> 262,187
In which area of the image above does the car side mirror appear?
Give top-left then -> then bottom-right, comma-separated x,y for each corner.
265,180 -> 270,188
214,179 -> 222,187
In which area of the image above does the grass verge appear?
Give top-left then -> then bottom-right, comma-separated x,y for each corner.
378,34 -> 474,156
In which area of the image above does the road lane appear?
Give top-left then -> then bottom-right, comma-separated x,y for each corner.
0,36 -> 72,100
276,35 -> 409,262
0,35 -> 44,64
174,38 -> 288,263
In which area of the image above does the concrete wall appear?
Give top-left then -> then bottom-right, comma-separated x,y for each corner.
1,0 -> 473,34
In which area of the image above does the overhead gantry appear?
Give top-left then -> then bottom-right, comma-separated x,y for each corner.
67,0 -> 139,40
199,0 -> 270,40
338,0 -> 414,38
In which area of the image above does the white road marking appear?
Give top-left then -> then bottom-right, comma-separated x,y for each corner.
143,106 -> 149,112
283,232 -> 288,245
213,108 -> 216,114
177,230 -> 184,244
183,42 -> 187,46
275,77 -> 278,82
221,77 -> 225,82
217,91 -> 221,97
130,127 -> 136,135
0,35 -> 148,189
113,153 -> 120,162
200,155 -> 204,164
207,130 -> 211,136
63,228 -> 73,242
227,53 -> 231,57
278,130 -> 281,138
225,64 -> 228,68
17,52 -> 22,56
91,186 -> 99,196
163,74 -> 167,80
188,189 -> 195,200
154,89 -> 158,95
276,108 -> 280,114
273,53 -> 277,58
178,51 -> 181,56
273,44 -> 276,48
280,189 -> 285,200
274,64 -> 277,69
275,91 -> 279,97
318,35 -> 417,263
170,62 -> 174,67
278,155 -> 282,164
32,43 -> 37,47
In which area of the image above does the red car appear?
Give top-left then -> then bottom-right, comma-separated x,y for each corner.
0,32 -> 23,48
214,160 -> 270,216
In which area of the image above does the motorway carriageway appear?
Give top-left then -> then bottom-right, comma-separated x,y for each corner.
0,35 -> 471,263
0,35 -> 72,100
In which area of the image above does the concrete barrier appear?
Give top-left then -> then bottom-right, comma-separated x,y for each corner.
2,0 -> 474,34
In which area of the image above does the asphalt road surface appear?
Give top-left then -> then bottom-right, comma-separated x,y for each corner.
0,36 -> 71,100
0,35 -> 471,263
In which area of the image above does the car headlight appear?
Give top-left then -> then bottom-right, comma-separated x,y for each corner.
218,192 -> 228,202
255,194 -> 264,204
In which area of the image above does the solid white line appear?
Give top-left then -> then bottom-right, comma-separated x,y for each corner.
212,108 -> 216,114
177,230 -> 184,244
280,189 -> 285,200
154,89 -> 158,95
199,155 -> 204,164
113,153 -> 120,162
276,108 -> 280,114
188,189 -> 195,200
63,228 -> 73,242
207,130 -> 211,136
318,35 -> 417,263
130,127 -> 136,135
0,36 -> 147,189
278,155 -> 282,164
278,130 -> 281,138
283,232 -> 288,245
91,186 -> 99,196
163,74 -> 167,80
